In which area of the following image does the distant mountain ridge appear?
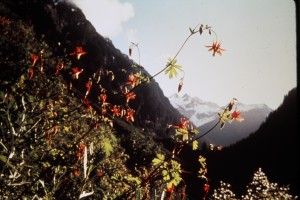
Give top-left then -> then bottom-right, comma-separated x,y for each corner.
169,93 -> 273,146
169,93 -> 220,127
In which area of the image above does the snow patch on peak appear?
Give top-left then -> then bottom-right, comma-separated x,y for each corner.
168,93 -> 221,127
168,93 -> 273,127
235,102 -> 273,112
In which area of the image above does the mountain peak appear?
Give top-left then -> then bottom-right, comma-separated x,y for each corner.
170,93 -> 205,103
168,93 -> 273,146
168,93 -> 220,127
235,102 -> 273,112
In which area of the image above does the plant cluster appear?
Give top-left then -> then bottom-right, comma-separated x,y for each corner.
0,12 -> 247,200
210,168 -> 298,200
0,17 -> 146,199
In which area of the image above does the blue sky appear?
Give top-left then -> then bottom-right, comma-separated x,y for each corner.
69,0 -> 296,110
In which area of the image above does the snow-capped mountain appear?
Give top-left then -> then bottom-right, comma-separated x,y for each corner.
168,93 -> 220,127
168,93 -> 273,146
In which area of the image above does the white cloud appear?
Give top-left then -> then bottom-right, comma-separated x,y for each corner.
68,0 -> 134,38
126,28 -> 138,43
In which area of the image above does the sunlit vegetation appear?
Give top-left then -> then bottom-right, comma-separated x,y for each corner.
1,2 -> 295,199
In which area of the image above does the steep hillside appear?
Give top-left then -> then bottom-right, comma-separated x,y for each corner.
204,87 -> 299,197
0,0 -> 183,137
0,1 -> 193,199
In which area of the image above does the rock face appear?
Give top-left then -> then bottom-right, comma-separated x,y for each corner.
1,0 -> 184,136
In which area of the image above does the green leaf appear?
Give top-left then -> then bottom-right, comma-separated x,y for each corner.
165,58 -> 183,79
182,133 -> 189,141
177,128 -> 188,134
126,175 -> 141,185
165,66 -> 177,79
152,158 -> 161,166
0,154 -> 16,170
191,128 -> 199,134
199,156 -> 206,168
102,138 -> 113,157
167,181 -> 173,190
152,153 -> 165,166
157,153 -> 165,161
192,140 -> 198,150
162,170 -> 170,181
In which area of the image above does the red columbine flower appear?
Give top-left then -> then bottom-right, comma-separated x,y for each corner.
46,131 -> 51,140
125,92 -> 136,103
53,125 -> 59,135
82,99 -> 92,110
125,108 -> 135,122
99,93 -> 107,103
203,183 -> 210,199
71,67 -> 84,79
73,166 -> 80,177
70,46 -> 87,60
53,112 -> 58,118
31,53 -> 38,66
111,105 -> 121,117
55,63 -> 64,75
167,184 -> 175,197
204,183 -> 210,193
101,108 -> 107,115
76,145 -> 86,161
98,170 -> 104,178
173,118 -> 190,130
79,144 -> 85,151
126,73 -> 139,88
205,40 -> 225,56
28,68 -> 34,80
230,109 -> 244,122
99,93 -> 110,107
85,78 -> 93,98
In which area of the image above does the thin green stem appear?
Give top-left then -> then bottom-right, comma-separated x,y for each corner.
149,32 -> 194,80
188,119 -> 221,145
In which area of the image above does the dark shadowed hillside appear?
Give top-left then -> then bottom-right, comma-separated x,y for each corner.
0,0 -> 193,199
0,0 -> 183,137
204,87 -> 299,197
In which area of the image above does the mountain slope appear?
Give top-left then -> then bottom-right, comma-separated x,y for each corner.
0,1 -> 191,199
204,87 -> 299,197
1,0 -> 184,137
169,93 -> 273,146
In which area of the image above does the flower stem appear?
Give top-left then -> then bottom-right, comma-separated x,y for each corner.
150,32 -> 194,80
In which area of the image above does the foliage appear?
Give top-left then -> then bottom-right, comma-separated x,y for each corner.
210,168 -> 298,200
0,17 -> 142,199
0,4 -> 248,199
